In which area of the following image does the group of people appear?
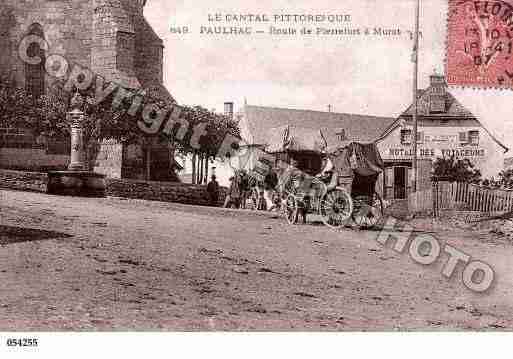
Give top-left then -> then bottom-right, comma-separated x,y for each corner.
205,156 -> 337,211
205,166 -> 282,210
222,168 -> 280,211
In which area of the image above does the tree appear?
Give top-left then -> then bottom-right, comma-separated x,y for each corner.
1,76 -> 241,182
160,105 -> 240,184
36,84 -> 141,171
0,76 -> 40,131
495,169 -> 513,189
1,77 -> 145,171
432,155 -> 482,183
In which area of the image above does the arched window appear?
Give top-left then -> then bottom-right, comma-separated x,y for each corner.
25,23 -> 45,98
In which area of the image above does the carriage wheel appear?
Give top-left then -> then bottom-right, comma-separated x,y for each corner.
285,195 -> 299,225
320,188 -> 353,228
352,192 -> 384,229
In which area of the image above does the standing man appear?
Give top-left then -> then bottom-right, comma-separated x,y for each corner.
224,173 -> 241,209
207,175 -> 220,207
239,170 -> 250,209
264,166 -> 279,211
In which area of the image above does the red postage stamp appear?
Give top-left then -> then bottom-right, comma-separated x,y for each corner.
446,0 -> 513,88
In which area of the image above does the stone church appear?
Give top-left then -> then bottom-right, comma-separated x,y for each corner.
0,0 -> 178,181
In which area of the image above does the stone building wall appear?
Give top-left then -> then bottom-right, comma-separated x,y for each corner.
0,6 -> 16,76
0,0 -> 175,179
1,0 -> 163,89
1,0 -> 93,87
93,140 -> 123,179
0,148 -> 69,171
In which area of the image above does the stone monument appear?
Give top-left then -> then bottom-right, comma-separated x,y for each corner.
47,93 -> 106,197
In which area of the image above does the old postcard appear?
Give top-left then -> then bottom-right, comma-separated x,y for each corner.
1,0 -> 513,356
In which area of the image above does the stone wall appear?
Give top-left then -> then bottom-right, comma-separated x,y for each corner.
439,210 -> 504,224
1,0 -> 169,95
0,169 -> 48,192
1,0 -> 174,180
0,169 -> 227,207
0,148 -> 69,171
2,0 -> 93,87
106,178 -> 227,207
0,6 -> 16,75
93,140 -> 123,179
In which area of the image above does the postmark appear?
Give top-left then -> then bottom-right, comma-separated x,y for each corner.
446,0 -> 513,88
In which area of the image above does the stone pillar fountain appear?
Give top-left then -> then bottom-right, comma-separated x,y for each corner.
47,93 -> 106,197
68,108 -> 86,171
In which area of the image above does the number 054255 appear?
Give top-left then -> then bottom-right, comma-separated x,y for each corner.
6,338 -> 38,347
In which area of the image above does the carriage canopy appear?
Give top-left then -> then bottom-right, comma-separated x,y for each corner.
266,125 -> 328,154
329,142 -> 384,178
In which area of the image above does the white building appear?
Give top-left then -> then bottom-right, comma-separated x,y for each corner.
376,74 -> 508,200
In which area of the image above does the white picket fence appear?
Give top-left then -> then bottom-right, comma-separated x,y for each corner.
409,181 -> 513,217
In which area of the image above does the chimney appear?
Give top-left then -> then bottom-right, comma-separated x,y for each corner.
224,102 -> 234,119
430,74 -> 446,88
428,74 -> 447,113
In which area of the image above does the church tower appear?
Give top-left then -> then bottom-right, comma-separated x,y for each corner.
0,0 -> 175,179
91,0 -> 139,88
0,5 -> 16,79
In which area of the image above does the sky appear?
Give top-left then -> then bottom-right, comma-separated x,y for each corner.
144,0 -> 513,150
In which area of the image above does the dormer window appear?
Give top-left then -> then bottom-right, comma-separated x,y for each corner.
459,131 -> 468,144
429,95 -> 446,113
400,129 -> 412,145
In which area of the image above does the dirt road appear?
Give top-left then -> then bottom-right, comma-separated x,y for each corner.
1,189 -> 512,330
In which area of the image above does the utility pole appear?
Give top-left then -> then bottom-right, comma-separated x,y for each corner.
412,0 -> 421,193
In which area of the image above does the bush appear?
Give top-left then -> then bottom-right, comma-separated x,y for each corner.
433,155 -> 481,184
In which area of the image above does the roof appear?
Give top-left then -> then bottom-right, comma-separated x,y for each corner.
243,105 -> 396,149
396,76 -> 508,152
400,88 -> 474,119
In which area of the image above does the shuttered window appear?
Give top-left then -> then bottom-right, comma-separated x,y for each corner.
469,130 -> 480,145
460,131 -> 479,145
400,129 -> 412,145
386,167 -> 394,187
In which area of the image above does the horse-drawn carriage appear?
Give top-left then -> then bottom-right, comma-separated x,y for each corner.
265,126 -> 385,229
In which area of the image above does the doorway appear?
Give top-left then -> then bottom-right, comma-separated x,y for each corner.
394,166 -> 407,199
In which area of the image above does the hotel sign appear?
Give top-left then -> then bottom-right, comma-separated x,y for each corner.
388,148 -> 486,158
424,134 -> 458,143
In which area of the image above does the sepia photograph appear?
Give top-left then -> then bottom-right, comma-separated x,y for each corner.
1,0 -> 513,357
